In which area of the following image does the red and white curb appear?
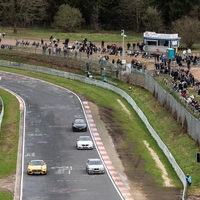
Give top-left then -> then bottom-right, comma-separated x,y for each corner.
0,86 -> 24,111
83,101 -> 134,200
16,96 -> 24,111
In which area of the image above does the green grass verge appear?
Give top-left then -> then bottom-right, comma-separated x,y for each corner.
0,88 -> 19,176
0,27 -> 142,43
0,88 -> 19,198
0,191 -> 13,200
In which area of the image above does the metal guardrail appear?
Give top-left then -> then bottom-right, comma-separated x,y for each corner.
0,59 -> 187,199
0,97 -> 4,130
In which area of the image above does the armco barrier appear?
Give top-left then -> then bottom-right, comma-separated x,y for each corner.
0,60 -> 187,199
0,97 -> 4,130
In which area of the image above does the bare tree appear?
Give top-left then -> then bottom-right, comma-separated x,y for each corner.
172,16 -> 200,48
0,0 -> 47,33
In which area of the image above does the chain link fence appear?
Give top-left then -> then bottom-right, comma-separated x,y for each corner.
130,72 -> 200,143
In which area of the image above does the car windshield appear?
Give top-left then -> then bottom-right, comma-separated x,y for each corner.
30,160 -> 44,165
89,160 -> 102,165
75,119 -> 85,124
79,136 -> 91,141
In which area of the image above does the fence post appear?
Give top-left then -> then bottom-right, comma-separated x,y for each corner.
79,52 -> 82,70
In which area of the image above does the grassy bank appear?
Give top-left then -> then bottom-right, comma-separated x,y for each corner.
0,88 -> 20,199
0,27 -> 142,43
0,88 -> 19,176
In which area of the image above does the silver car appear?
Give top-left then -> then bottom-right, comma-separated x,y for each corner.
86,158 -> 105,174
76,136 -> 93,150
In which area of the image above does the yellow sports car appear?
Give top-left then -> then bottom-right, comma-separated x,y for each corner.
27,160 -> 47,175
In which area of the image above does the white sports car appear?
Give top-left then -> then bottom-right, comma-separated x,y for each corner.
76,136 -> 93,150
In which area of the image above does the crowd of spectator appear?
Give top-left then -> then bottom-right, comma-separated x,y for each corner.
1,34 -> 150,72
175,49 -> 199,69
167,70 -> 200,114
152,47 -> 200,114
169,63 -> 200,113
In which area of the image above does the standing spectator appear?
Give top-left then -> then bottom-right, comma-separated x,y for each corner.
116,69 -> 119,78
187,48 -> 192,57
176,54 -> 182,66
41,39 -> 44,46
132,42 -> 136,51
160,54 -> 165,63
112,59 -> 115,67
182,49 -> 186,61
193,56 -> 198,66
48,48 -> 51,55
190,73 -> 195,86
64,38 -> 69,47
83,37 -> 87,45
50,35 -> 53,42
187,57 -> 191,70
127,42 -> 131,50
86,48 -> 90,58
103,76 -> 107,82
173,70 -> 179,81
186,174 -> 192,186
116,58 -> 121,68
101,40 -> 104,49
167,58 -> 171,75
136,42 -> 140,51
138,43 -> 143,52
90,48 -> 93,56
155,62 -> 159,70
